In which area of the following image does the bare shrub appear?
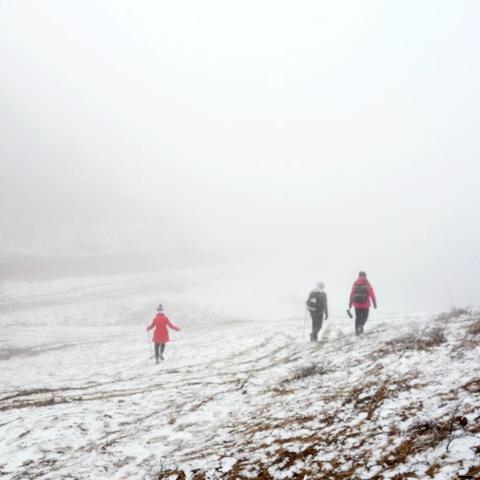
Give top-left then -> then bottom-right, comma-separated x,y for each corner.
451,316 -> 480,355
467,317 -> 480,335
389,326 -> 446,351
435,308 -> 470,322
424,327 -> 447,347
451,334 -> 480,354
408,419 -> 447,442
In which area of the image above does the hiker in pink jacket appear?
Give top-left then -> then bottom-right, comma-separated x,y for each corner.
349,271 -> 377,336
146,304 -> 180,363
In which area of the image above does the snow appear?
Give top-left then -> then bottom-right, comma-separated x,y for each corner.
1,271 -> 479,479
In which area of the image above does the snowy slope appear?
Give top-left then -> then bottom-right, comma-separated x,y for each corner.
1,274 -> 479,480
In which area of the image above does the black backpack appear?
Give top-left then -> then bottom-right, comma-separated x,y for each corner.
352,284 -> 369,303
307,291 -> 326,310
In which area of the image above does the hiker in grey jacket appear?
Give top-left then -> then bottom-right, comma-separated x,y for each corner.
306,282 -> 328,341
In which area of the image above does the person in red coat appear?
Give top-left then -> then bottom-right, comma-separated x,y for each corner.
146,304 -> 180,363
349,271 -> 377,336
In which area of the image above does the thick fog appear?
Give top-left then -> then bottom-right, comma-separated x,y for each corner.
1,1 -> 479,312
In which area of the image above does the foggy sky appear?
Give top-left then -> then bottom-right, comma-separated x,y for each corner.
1,1 -> 479,310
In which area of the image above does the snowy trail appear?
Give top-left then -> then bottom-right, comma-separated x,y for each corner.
1,319 -> 306,479
1,275 -> 479,479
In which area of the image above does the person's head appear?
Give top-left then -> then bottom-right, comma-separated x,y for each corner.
157,304 -> 164,312
358,271 -> 367,278
316,282 -> 325,290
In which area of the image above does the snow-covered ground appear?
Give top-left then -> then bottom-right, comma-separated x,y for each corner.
1,271 -> 479,479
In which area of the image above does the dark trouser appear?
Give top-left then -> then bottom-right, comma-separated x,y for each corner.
309,309 -> 324,341
355,308 -> 369,335
154,343 -> 165,360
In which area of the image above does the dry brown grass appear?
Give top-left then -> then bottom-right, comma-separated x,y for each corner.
453,336 -> 480,354
425,463 -> 441,477
408,418 -> 451,445
387,326 -> 446,351
157,471 -> 188,480
157,310 -> 479,480
157,403 -> 472,480
456,464 -> 480,479
243,414 -> 316,436
467,317 -> 480,335
435,308 -> 470,322
342,373 -> 422,422
390,474 -> 419,480
270,386 -> 294,396
451,315 -> 480,356
343,380 -> 390,420
462,378 -> 480,394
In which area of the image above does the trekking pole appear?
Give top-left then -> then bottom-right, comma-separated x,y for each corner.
146,331 -> 153,358
303,308 -> 308,339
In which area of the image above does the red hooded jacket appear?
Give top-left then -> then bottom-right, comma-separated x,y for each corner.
147,313 -> 180,343
349,277 -> 377,309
